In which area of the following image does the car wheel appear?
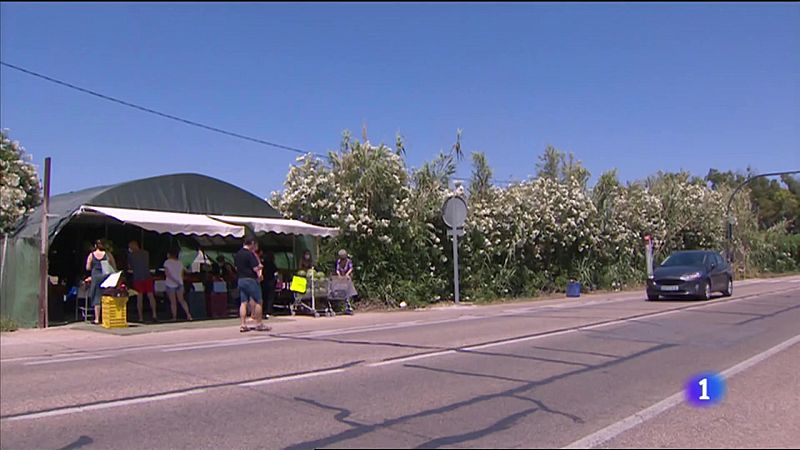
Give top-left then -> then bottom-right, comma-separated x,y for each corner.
722,278 -> 733,297
700,280 -> 711,300
647,293 -> 659,301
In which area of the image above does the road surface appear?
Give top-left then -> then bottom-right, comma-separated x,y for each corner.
2,276 -> 799,449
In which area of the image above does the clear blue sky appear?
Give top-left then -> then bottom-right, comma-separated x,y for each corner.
2,2 -> 799,198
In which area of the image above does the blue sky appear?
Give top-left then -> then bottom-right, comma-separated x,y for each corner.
2,2 -> 799,198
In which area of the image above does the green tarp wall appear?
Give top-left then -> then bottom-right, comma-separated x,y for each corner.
0,236 -> 40,328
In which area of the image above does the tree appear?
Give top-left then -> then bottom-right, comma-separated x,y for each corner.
562,152 -> 590,189
1,130 -> 41,235
705,168 -> 746,191
592,169 -> 621,213
468,152 -> 493,201
781,175 -> 800,197
707,168 -> 800,231
535,146 -> 590,189
535,145 -> 563,181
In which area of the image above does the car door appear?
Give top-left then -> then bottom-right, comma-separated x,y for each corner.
704,253 -> 717,291
710,253 -> 725,290
717,253 -> 731,284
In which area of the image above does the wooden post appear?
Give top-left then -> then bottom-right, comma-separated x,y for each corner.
38,157 -> 51,328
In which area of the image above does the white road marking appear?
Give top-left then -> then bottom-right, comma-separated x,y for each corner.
464,329 -> 577,352
4,285 -> 798,424
1,355 -> 68,363
2,366 -> 348,422
562,333 -> 800,449
162,337 -> 283,352
4,281 -> 797,365
368,288 -> 797,367
238,368 -> 347,387
2,389 -> 207,422
369,350 -> 458,367
503,295 -> 643,313
25,355 -> 111,366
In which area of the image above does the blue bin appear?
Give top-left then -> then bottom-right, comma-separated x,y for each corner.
566,281 -> 581,298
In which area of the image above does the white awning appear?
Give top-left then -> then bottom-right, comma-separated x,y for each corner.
210,215 -> 339,238
80,206 -> 246,237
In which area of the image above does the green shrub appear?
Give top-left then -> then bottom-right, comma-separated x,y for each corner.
0,315 -> 19,332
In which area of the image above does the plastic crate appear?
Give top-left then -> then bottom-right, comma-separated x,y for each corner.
187,291 -> 206,320
566,281 -> 581,298
102,295 -> 129,329
208,292 -> 228,318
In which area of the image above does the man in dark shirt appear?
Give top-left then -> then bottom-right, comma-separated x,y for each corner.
260,251 -> 279,319
235,238 -> 269,332
128,240 -> 158,323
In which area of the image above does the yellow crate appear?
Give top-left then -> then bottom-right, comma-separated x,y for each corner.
101,295 -> 129,329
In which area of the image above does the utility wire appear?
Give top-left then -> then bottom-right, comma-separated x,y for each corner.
1,60 -> 321,157
2,61 -> 522,185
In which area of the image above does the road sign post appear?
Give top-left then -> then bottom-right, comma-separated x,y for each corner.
442,196 -> 468,305
644,235 -> 653,279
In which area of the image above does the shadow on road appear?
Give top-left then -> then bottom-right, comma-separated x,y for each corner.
284,343 -> 675,450
56,435 -> 93,450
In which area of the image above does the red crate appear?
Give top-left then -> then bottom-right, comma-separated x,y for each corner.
208,292 -> 228,318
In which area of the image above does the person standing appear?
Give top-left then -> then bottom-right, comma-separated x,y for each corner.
235,238 -> 270,332
299,250 -> 314,271
128,240 -> 158,323
163,249 -> 193,322
213,255 -> 237,289
85,240 -> 117,324
335,249 -> 355,315
260,251 -> 278,319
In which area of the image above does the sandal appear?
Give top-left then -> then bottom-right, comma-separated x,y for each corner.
239,326 -> 250,333
255,324 -> 271,332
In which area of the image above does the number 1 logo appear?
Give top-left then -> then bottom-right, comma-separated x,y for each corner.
698,378 -> 710,400
686,372 -> 725,407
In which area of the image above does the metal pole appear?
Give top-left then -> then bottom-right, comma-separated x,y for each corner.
1,236 -> 8,289
451,229 -> 460,305
315,236 -> 320,268
724,170 -> 799,263
38,157 -> 51,328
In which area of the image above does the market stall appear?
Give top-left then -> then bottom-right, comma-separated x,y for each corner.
1,173 -> 338,327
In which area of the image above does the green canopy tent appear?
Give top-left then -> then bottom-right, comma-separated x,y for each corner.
0,173 -> 337,327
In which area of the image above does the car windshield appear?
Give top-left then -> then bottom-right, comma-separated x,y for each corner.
661,252 -> 706,267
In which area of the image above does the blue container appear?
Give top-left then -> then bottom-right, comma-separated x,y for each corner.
566,281 -> 581,298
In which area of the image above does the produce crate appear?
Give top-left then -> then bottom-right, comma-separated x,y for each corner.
187,291 -> 207,320
207,292 -> 228,318
101,295 -> 129,329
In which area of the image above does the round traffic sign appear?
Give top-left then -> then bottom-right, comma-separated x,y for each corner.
442,196 -> 468,228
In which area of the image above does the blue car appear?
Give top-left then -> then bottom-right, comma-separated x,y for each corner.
646,250 -> 733,301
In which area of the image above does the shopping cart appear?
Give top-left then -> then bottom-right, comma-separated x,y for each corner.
289,274 -> 356,318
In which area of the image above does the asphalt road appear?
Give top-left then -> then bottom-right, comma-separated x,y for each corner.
2,276 -> 799,449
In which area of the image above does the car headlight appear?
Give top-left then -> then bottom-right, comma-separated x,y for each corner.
680,271 -> 702,281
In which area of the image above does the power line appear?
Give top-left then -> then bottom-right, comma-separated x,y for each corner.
1,60 -> 321,157
1,61 -> 522,185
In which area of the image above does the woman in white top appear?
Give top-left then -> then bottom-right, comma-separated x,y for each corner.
163,249 -> 193,321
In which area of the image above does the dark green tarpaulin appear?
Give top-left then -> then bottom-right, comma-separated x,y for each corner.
0,237 -> 39,328
15,173 -> 281,240
3,173 -> 285,327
